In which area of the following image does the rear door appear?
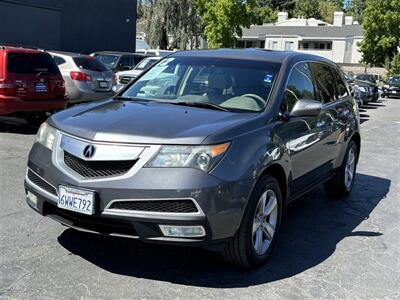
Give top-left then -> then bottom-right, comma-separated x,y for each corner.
6,52 -> 63,100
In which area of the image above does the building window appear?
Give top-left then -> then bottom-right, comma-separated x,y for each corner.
285,41 -> 294,51
299,41 -> 332,51
271,41 -> 278,50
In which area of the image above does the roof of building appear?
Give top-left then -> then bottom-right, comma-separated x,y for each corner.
240,24 -> 363,40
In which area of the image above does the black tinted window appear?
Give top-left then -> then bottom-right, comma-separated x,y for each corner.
310,63 -> 336,103
73,57 -> 108,71
332,68 -> 348,99
132,56 -> 144,65
118,56 -> 132,68
53,56 -> 66,66
283,63 -> 316,112
7,53 -> 59,75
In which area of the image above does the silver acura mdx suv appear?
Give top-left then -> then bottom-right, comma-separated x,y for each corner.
25,49 -> 360,268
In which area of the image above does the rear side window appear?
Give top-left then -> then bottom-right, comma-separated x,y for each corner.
7,52 -> 59,75
118,56 -> 132,68
73,57 -> 108,72
282,62 -> 317,113
310,63 -> 336,103
331,68 -> 349,99
53,56 -> 66,66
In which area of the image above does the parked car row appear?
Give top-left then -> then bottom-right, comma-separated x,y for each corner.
344,73 -> 381,105
0,44 -> 173,125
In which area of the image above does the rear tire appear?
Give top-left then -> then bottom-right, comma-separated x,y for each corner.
221,175 -> 283,269
324,140 -> 358,198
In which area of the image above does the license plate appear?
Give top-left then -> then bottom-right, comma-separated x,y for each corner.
35,83 -> 48,93
58,185 -> 95,215
99,81 -> 108,88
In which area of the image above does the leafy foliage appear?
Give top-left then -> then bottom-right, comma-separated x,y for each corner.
195,0 -> 257,48
385,54 -> 400,76
142,0 -> 202,50
359,0 -> 400,66
345,0 -> 366,23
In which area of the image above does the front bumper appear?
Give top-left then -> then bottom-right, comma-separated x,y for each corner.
383,88 -> 400,97
25,142 -> 253,246
353,90 -> 372,105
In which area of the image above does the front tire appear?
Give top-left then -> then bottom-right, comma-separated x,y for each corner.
324,140 -> 358,198
221,175 -> 283,268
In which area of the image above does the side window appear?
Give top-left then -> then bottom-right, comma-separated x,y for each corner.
53,56 -> 66,66
331,68 -> 349,99
282,62 -> 316,113
118,56 -> 131,69
310,63 -> 336,103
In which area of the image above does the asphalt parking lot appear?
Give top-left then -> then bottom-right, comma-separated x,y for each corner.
1,98 -> 399,299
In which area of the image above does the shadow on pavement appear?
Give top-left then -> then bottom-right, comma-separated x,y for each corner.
58,173 -> 390,288
0,117 -> 38,135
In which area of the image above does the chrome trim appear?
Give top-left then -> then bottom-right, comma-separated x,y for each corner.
25,168 -> 58,203
60,134 -> 145,161
53,131 -> 161,183
103,198 -> 205,220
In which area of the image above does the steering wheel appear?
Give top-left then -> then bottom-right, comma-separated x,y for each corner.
241,94 -> 266,108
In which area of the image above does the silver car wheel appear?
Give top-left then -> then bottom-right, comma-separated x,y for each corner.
345,146 -> 356,190
252,189 -> 278,255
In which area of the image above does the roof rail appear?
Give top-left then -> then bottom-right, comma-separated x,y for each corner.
0,43 -> 45,51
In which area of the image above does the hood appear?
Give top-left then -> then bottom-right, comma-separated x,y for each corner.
48,99 -> 256,145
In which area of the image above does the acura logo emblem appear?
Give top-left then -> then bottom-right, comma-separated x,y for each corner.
83,145 -> 96,159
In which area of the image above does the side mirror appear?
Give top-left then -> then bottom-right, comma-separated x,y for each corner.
290,99 -> 322,117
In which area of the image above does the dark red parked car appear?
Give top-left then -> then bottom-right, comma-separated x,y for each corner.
0,45 -> 68,125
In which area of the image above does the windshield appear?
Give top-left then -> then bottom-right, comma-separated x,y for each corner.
73,57 -> 108,72
388,76 -> 400,84
355,74 -> 376,83
94,54 -> 119,69
134,58 -> 159,71
122,56 -> 281,112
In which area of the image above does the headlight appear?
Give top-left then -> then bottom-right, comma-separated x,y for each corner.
357,86 -> 367,92
35,123 -> 57,150
384,84 -> 389,89
146,143 -> 230,172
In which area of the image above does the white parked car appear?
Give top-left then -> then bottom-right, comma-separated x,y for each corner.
136,49 -> 174,57
113,56 -> 162,93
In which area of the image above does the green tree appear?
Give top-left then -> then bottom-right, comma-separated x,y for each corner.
346,0 -> 366,23
253,0 -> 278,25
143,0 -> 202,50
318,0 -> 342,23
195,0 -> 257,48
293,0 -> 320,19
359,0 -> 400,66
384,54 -> 400,76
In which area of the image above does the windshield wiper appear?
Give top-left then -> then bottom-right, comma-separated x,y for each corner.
169,101 -> 230,112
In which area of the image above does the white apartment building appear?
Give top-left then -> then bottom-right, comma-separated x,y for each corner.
237,11 -> 363,64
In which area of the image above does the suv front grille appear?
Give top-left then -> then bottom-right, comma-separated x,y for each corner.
120,76 -> 133,84
27,169 -> 58,196
64,151 -> 137,178
108,200 -> 198,213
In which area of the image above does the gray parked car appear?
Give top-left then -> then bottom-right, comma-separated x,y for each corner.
25,49 -> 361,268
49,51 -> 114,104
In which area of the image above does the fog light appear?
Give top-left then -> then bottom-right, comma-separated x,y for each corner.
27,191 -> 38,207
159,225 -> 206,238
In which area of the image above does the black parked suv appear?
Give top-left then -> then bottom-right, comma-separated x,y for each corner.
354,73 -> 379,101
25,49 -> 360,268
91,51 -> 147,73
